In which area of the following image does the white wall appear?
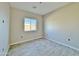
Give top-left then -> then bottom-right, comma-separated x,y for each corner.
0,3 -> 10,55
10,7 -> 43,45
44,3 -> 79,50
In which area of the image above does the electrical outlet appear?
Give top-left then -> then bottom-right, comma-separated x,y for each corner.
68,38 -> 70,41
21,35 -> 23,39
2,20 -> 4,23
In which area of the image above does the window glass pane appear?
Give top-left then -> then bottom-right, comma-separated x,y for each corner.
24,18 -> 31,31
30,19 -> 37,31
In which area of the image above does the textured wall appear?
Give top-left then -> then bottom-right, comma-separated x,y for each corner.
44,3 -> 79,50
10,7 -> 43,45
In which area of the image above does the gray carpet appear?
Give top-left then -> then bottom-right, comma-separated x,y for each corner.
7,39 -> 79,56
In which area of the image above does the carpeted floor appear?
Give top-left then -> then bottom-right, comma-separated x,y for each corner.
7,38 -> 79,56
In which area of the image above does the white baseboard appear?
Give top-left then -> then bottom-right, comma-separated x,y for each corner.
45,37 -> 79,51
10,37 -> 43,46
5,45 -> 9,56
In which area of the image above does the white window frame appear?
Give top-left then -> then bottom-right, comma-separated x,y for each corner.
24,18 -> 37,32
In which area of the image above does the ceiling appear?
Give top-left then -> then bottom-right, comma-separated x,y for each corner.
10,2 -> 70,15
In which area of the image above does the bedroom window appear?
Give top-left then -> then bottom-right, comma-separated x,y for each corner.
24,18 -> 37,31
